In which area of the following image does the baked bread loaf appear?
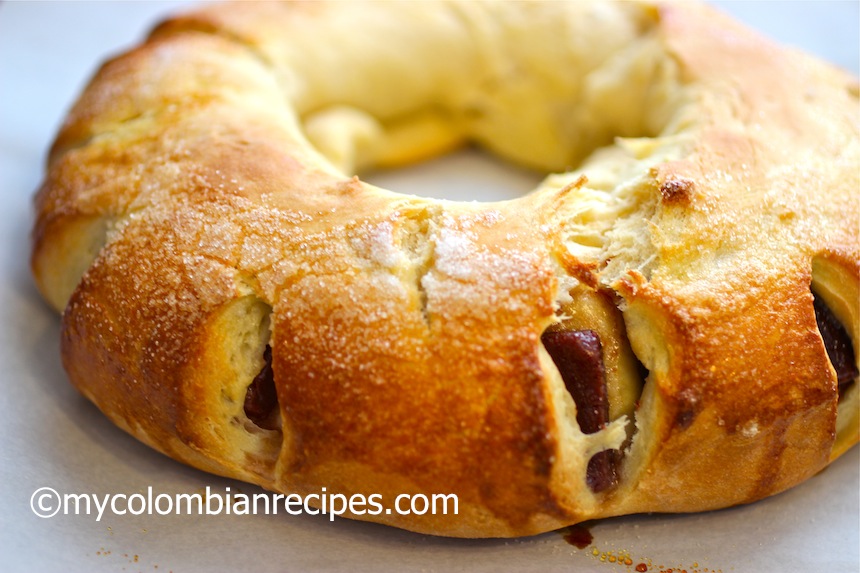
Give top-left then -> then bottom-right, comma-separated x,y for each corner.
31,0 -> 858,537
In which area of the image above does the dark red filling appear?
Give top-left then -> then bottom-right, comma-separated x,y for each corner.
813,293 -> 858,396
244,345 -> 279,430
541,330 -> 619,493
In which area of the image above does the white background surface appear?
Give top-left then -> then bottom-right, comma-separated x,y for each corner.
1,2 -> 858,572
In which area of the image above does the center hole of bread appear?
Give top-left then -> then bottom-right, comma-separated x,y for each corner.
363,148 -> 544,202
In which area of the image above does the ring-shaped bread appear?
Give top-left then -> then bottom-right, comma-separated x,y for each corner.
31,0 -> 859,537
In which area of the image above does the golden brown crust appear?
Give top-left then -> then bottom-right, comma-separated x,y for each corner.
32,0 -> 858,537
